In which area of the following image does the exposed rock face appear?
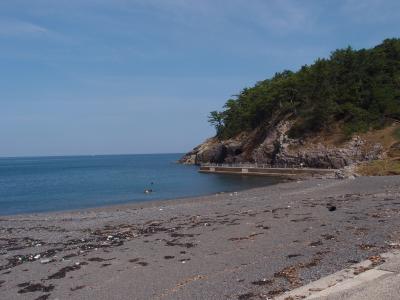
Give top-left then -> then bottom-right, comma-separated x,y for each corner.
180,139 -> 241,164
179,138 -> 218,165
272,137 -> 383,169
180,120 -> 385,169
196,144 -> 227,164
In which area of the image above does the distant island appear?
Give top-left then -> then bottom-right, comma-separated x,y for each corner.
181,38 -> 400,176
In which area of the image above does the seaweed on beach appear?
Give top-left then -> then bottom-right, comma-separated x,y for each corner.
274,254 -> 324,287
255,225 -> 270,230
0,247 -> 64,271
34,294 -> 51,300
18,283 -> 54,294
0,237 -> 45,252
47,262 -> 88,280
238,292 -> 256,299
290,217 -> 314,223
228,232 -> 264,241
101,263 -> 112,267
164,239 -> 196,248
70,285 -> 86,291
87,257 -> 115,262
287,254 -> 302,259
267,288 -> 286,297
359,244 -> 377,250
274,266 -> 301,286
251,279 -> 273,286
309,240 -> 323,247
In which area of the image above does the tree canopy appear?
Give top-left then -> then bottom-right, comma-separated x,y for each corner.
209,39 -> 400,139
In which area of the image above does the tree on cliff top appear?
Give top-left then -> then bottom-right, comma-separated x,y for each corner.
208,111 -> 225,137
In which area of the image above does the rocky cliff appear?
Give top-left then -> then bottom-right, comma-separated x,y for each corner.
179,120 -> 390,169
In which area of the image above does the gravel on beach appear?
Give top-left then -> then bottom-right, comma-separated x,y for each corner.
0,176 -> 400,300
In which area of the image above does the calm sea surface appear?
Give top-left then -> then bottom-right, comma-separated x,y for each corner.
0,154 -> 279,215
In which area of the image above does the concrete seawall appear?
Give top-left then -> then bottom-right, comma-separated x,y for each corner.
199,165 -> 336,178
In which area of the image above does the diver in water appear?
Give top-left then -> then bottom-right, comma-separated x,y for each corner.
144,182 -> 154,194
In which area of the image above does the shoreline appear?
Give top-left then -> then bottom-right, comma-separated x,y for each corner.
1,175 -> 399,299
0,176 -> 286,218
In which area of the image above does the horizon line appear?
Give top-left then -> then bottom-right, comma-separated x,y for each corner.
0,152 -> 185,159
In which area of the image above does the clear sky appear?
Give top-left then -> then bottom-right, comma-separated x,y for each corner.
0,0 -> 399,157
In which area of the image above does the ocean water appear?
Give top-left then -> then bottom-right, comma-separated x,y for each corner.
0,154 -> 279,216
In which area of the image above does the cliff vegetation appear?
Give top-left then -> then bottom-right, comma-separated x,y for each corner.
209,39 -> 400,139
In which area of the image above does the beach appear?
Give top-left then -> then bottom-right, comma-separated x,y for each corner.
1,176 -> 400,300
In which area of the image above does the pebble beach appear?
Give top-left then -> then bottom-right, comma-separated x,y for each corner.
1,176 -> 400,300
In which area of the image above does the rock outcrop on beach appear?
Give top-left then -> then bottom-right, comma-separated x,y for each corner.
179,119 -> 387,169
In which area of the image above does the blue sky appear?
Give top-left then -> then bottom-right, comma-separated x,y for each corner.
0,0 -> 399,157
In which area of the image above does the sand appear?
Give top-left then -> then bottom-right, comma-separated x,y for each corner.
1,176 -> 400,300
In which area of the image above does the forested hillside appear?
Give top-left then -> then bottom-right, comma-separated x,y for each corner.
209,39 -> 400,139
181,39 -> 400,173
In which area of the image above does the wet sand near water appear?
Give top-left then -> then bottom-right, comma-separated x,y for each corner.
0,176 -> 400,299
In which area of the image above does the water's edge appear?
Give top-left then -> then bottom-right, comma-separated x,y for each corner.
0,154 -> 281,216
1,179 -> 285,218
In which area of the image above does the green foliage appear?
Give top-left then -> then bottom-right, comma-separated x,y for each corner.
209,39 -> 400,139
393,128 -> 400,141
208,111 -> 225,137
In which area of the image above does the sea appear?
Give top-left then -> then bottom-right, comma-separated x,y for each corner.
0,154 -> 279,216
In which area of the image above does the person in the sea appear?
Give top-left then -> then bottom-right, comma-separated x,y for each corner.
144,182 -> 154,194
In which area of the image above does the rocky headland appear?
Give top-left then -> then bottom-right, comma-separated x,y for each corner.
180,120 -> 399,174
181,39 -> 400,177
